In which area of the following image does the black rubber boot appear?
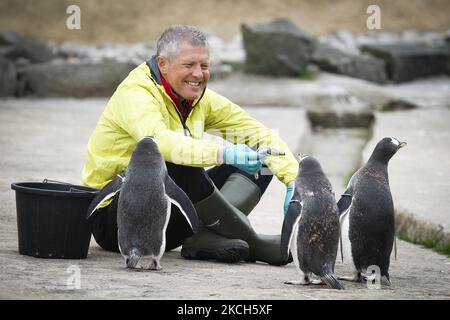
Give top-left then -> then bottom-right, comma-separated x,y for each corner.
181,225 -> 249,263
195,184 -> 289,266
219,173 -> 290,264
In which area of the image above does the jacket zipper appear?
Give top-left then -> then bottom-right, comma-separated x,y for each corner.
170,100 -> 192,137
167,88 -> 206,137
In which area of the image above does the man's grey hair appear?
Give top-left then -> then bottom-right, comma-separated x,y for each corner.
156,25 -> 209,61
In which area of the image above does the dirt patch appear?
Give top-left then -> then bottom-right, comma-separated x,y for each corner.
0,0 -> 449,44
396,210 -> 450,257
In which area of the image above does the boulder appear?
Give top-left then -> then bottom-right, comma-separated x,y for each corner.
0,56 -> 16,96
361,43 -> 449,82
241,18 -> 316,77
0,32 -> 55,63
21,61 -> 136,97
312,43 -> 387,83
305,93 -> 374,128
446,31 -> 450,74
307,110 -> 374,128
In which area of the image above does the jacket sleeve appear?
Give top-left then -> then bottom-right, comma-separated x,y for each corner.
204,90 -> 298,185
112,86 -> 220,167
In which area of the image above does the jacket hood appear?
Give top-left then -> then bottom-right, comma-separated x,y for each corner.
148,55 -> 163,85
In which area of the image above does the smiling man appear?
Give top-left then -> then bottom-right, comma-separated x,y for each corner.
82,25 -> 298,265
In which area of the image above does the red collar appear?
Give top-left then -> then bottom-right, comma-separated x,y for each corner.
160,75 -> 193,121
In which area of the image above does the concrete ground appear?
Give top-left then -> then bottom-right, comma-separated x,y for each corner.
1,73 -> 449,299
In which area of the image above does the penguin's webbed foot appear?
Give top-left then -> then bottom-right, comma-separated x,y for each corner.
284,280 -> 311,286
148,259 -> 162,271
311,279 -> 326,285
338,271 -> 362,282
285,274 -> 311,286
360,274 -> 392,286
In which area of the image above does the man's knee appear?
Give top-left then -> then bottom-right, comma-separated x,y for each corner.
166,162 -> 213,203
251,170 -> 273,195
207,164 -> 273,195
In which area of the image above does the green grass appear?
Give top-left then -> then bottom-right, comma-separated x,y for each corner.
299,68 -> 317,80
380,104 -> 395,112
379,100 -> 417,112
343,167 -> 358,187
396,211 -> 450,257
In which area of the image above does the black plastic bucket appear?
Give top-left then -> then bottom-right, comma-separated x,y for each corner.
11,181 -> 99,259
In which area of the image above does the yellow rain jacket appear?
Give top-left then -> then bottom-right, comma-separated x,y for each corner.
82,62 -> 298,190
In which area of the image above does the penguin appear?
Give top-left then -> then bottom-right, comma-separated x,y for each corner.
337,137 -> 406,285
87,136 -> 199,270
281,156 -> 344,290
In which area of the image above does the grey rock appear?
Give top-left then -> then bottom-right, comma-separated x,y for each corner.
318,34 -> 360,55
446,31 -> 450,74
445,29 -> 450,43
334,30 -> 359,52
322,29 -> 447,53
306,93 -> 374,128
445,33 -> 450,74
21,61 -> 135,97
205,33 -> 225,66
307,110 -> 375,128
0,56 -> 16,97
361,43 -> 449,82
313,43 -> 387,84
210,64 -> 233,80
241,18 -> 316,77
219,33 -> 246,67
0,32 -> 55,63
49,41 -> 155,65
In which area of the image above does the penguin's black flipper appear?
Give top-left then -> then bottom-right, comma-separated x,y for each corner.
165,175 -> 199,233
86,174 -> 124,219
337,172 -> 357,215
280,200 -> 302,263
337,194 -> 352,215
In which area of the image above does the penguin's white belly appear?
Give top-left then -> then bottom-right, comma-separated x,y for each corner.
339,208 -> 355,269
146,198 -> 172,265
290,225 -> 301,275
144,197 -> 173,261
288,221 -> 310,284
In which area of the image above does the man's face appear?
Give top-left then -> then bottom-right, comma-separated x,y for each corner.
157,43 -> 210,100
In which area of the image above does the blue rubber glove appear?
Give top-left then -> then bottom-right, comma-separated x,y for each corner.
223,144 -> 263,175
284,185 -> 295,215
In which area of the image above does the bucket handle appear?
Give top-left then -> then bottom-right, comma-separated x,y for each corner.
69,187 -> 99,195
43,179 -> 98,194
43,178 -> 74,185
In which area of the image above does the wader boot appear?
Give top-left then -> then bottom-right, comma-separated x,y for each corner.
195,173 -> 289,266
181,225 -> 249,263
219,173 -> 261,215
181,172 -> 251,263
